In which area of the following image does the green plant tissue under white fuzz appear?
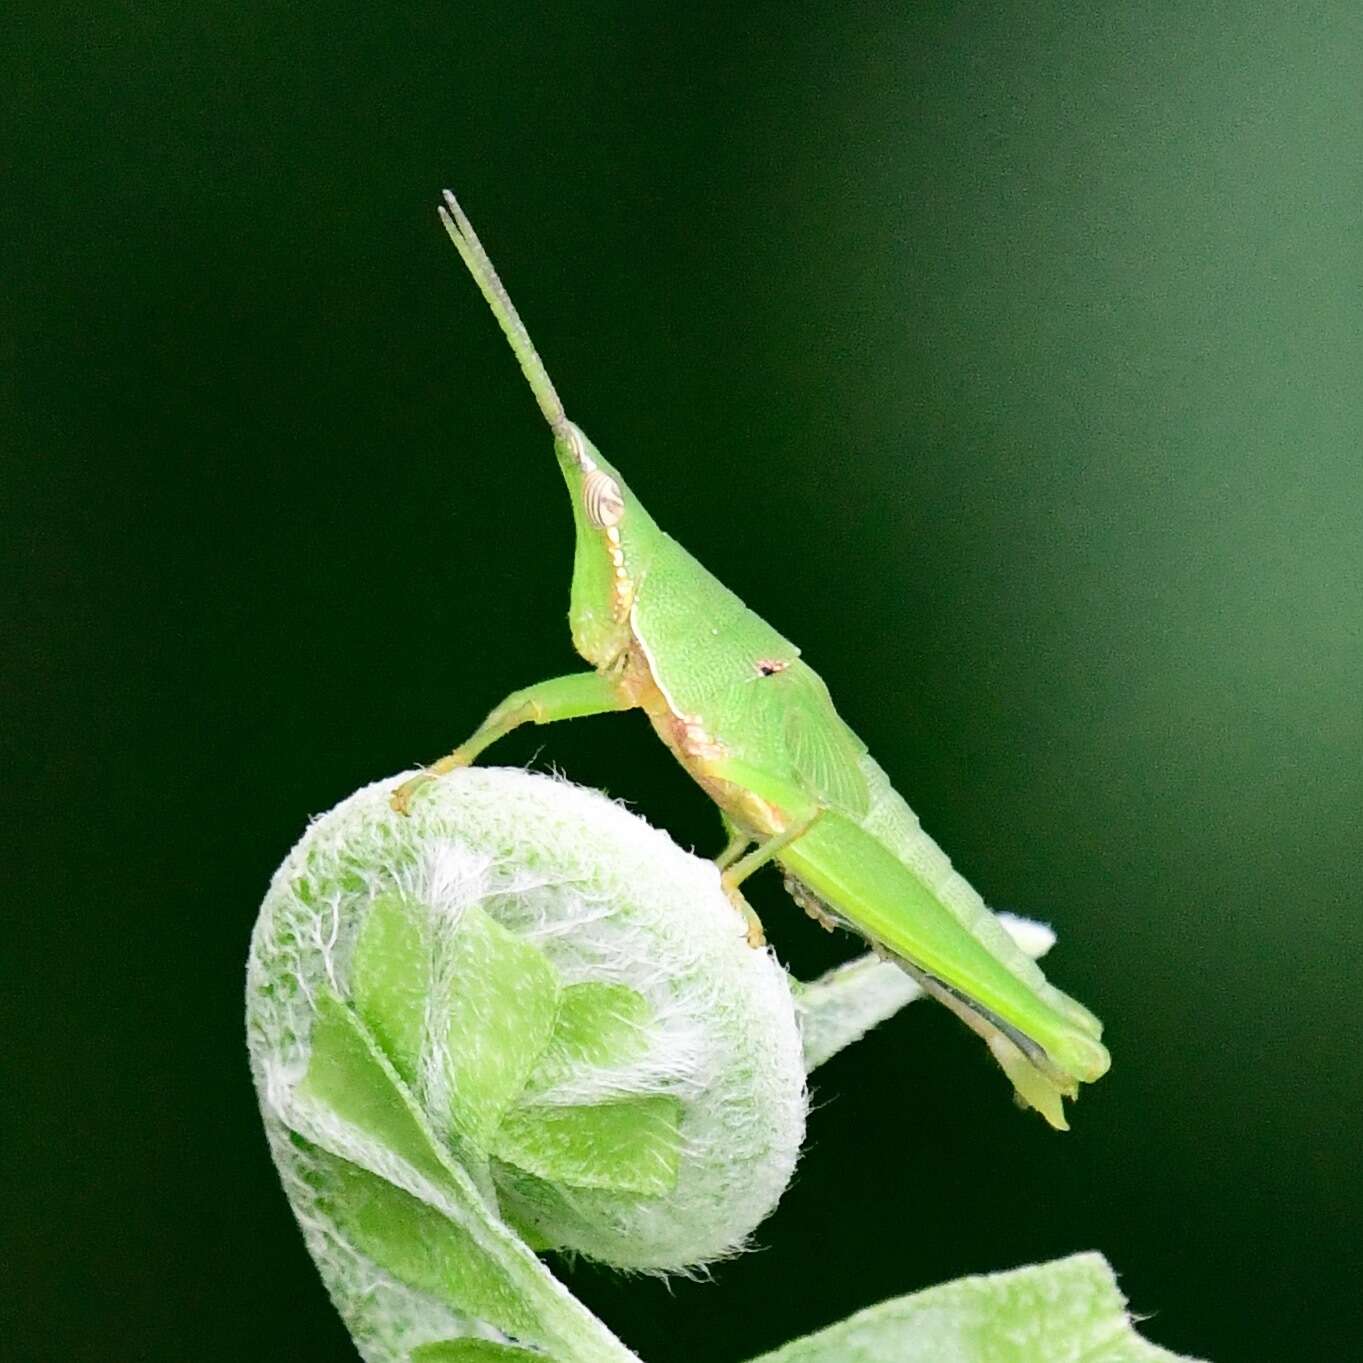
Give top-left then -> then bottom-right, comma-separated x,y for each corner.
247,766 -> 807,1353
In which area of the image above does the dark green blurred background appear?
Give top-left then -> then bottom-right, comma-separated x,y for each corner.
7,3 -> 1361,1360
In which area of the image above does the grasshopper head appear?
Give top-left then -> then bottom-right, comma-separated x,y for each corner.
553,421 -> 660,665
435,191 -> 661,663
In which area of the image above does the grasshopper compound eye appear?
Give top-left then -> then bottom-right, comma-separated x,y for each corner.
584,468 -> 625,528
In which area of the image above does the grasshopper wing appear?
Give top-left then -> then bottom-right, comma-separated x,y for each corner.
751,662 -> 870,818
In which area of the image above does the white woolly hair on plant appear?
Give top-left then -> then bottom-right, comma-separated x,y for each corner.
246,766 -> 1118,1363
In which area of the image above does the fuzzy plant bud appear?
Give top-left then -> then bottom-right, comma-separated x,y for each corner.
247,768 -> 806,1361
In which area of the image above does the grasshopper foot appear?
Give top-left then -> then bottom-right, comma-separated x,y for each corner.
389,750 -> 471,816
720,872 -> 767,949
389,774 -> 431,816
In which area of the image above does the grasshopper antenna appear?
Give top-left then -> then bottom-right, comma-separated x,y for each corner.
438,189 -> 568,436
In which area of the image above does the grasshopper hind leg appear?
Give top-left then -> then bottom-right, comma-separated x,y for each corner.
781,872 -> 1073,1121
783,872 -> 844,934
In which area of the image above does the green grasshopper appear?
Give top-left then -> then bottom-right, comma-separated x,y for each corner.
393,191 -> 1110,1128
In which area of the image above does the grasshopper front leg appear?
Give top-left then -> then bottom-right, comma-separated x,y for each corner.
391,671 -> 631,813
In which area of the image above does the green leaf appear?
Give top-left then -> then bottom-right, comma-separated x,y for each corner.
410,1341 -> 549,1362
304,1144 -> 541,1345
298,991 -> 453,1194
440,905 -> 560,1148
294,993 -> 633,1361
351,892 -> 429,1084
743,1253 -> 1204,1363
524,981 -> 652,1092
492,1097 -> 682,1195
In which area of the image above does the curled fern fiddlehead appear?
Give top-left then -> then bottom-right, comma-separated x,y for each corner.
248,767 -> 808,1361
